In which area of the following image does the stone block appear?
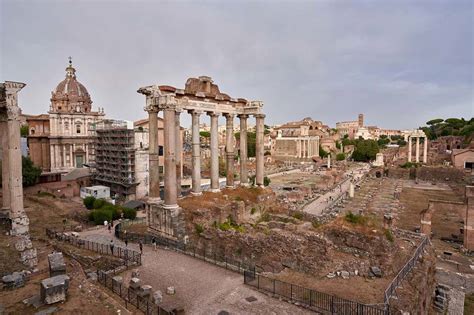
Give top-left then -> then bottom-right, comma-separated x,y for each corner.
112,276 -> 123,284
152,290 -> 163,305
2,271 -> 25,288
21,248 -> 38,267
166,286 -> 175,295
129,277 -> 141,290
40,275 -> 70,305
15,235 -> 32,251
132,269 -> 140,278
48,252 -> 66,277
369,266 -> 382,278
138,284 -> 152,297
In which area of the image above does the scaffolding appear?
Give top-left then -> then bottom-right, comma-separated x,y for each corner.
90,120 -> 138,200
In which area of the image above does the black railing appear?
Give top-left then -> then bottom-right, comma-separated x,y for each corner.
115,223 -> 257,275
46,228 -> 141,266
98,270 -> 178,315
244,271 -> 388,315
383,233 -> 429,305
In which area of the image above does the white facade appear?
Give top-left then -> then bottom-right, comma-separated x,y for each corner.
80,185 -> 110,199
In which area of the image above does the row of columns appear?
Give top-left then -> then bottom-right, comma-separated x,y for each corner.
147,108 -> 265,209
407,136 -> 428,163
295,138 -> 319,158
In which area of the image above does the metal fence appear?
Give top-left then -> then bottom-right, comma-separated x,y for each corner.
244,271 -> 387,315
115,223 -> 257,275
98,270 -> 178,315
46,228 -> 141,266
383,234 -> 429,305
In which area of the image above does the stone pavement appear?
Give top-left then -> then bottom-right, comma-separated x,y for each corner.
80,226 -> 312,314
303,164 -> 370,216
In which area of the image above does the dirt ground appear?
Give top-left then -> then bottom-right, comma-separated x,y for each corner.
0,191 -> 133,314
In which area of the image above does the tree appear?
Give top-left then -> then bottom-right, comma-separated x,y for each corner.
352,139 -> 379,162
20,125 -> 29,137
319,145 -> 329,158
22,156 -> 41,186
199,131 -> 211,138
426,119 -> 444,125
336,153 -> 346,161
83,196 -> 96,209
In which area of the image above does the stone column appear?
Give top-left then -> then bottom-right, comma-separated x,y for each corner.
255,114 -> 265,187
224,113 -> 235,188
69,144 -> 73,167
190,110 -> 202,195
407,136 -> 412,162
302,139 -> 306,158
1,120 -> 10,213
148,109 -> 161,201
327,154 -> 331,169
415,136 -> 420,163
297,139 -> 301,158
209,112 -> 220,192
423,137 -> 428,164
175,111 -> 182,197
163,107 -> 178,208
238,114 -> 248,186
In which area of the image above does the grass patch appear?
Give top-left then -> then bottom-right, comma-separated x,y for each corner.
312,220 -> 321,229
257,212 -> 271,223
217,216 -> 246,233
384,229 -> 394,242
345,211 -> 368,225
37,191 -> 56,198
195,223 -> 204,235
250,207 -> 257,215
292,212 -> 304,220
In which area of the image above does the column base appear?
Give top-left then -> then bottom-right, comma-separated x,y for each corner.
190,191 -> 202,196
209,188 -> 221,193
163,203 -> 179,210
226,185 -> 235,189
147,197 -> 162,205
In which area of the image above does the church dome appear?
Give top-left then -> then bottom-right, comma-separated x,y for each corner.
50,58 -> 92,113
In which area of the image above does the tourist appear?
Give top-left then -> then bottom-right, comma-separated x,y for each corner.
109,240 -> 114,254
139,241 -> 143,254
107,222 -> 112,233
124,238 -> 128,247
152,237 -> 157,251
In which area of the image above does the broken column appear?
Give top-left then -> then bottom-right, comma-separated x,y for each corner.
0,81 -> 37,267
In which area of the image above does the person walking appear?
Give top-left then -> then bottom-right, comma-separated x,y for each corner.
139,241 -> 143,255
152,237 -> 157,251
108,223 -> 112,233
124,238 -> 128,247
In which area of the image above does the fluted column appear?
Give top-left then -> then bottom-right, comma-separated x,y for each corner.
1,120 -> 10,212
408,136 -> 412,162
148,110 -> 161,201
255,114 -> 265,187
190,110 -> 202,195
163,107 -> 178,208
423,137 -> 428,164
224,113 -> 235,188
238,114 -> 249,186
175,110 -> 182,197
209,112 -> 220,192
415,136 -> 420,163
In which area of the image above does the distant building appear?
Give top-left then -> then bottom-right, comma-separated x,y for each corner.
336,114 -> 364,139
452,149 -> 474,169
26,59 -> 105,173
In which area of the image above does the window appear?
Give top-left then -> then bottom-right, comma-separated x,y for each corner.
76,125 -> 81,134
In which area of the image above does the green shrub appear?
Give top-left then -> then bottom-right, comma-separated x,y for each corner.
250,207 -> 257,215
122,207 -> 137,220
257,212 -> 271,223
89,209 -> 112,225
400,162 -> 420,169
292,212 -> 304,220
83,196 -> 96,209
195,223 -> 204,235
263,176 -> 271,187
93,198 -> 106,209
336,153 -> 346,161
345,211 -> 367,225
384,229 -> 394,242
312,220 -> 321,229
101,204 -> 120,220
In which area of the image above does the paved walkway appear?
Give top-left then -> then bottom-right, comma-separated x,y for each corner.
79,227 -> 311,314
303,164 -> 370,216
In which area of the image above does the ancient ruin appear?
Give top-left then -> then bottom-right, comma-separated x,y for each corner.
0,81 -> 37,267
138,76 -> 265,239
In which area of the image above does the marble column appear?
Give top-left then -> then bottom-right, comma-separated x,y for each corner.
209,112 -> 220,192
255,114 -> 265,186
239,114 -> 249,186
415,137 -> 420,163
190,110 -> 202,195
408,136 -> 412,162
175,111 -> 182,197
69,144 -> 73,167
148,110 -> 161,201
163,108 -> 178,208
327,154 -> 331,169
224,113 -> 235,188
423,137 -> 428,164
297,139 -> 301,158
1,120 -> 10,212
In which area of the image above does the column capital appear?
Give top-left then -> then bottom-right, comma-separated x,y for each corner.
237,114 -> 249,119
223,113 -> 235,119
207,111 -> 219,117
145,105 -> 159,114
254,114 -> 266,119
188,109 -> 204,116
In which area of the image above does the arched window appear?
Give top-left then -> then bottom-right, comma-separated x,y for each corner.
76,124 -> 81,134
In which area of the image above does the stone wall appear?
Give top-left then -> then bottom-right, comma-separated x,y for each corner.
415,166 -> 468,184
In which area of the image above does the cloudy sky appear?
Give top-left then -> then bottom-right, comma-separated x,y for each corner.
1,0 -> 472,129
